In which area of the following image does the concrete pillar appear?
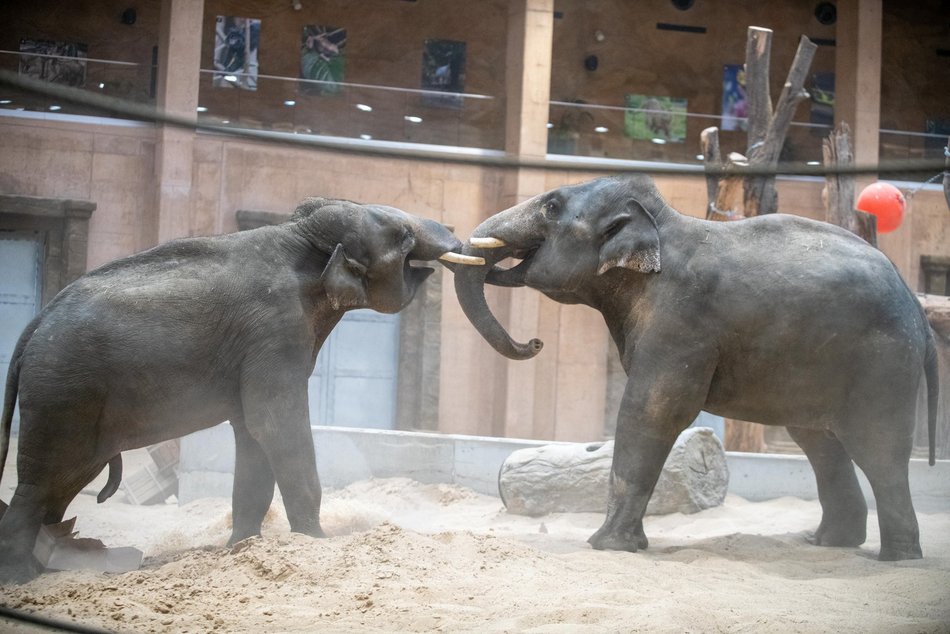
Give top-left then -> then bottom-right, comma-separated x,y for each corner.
488,0 -> 554,439
490,0 -> 606,441
834,0 -> 882,173
153,0 -> 204,245
834,1 -> 913,276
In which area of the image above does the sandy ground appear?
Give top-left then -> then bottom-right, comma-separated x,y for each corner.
0,443 -> 948,633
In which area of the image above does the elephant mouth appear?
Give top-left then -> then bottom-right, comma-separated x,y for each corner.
485,246 -> 537,287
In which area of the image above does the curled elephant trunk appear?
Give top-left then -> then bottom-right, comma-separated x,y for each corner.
453,241 -> 543,361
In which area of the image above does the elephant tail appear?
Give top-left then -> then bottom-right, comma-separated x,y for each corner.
97,455 -> 123,503
924,326 -> 939,467
0,314 -> 43,492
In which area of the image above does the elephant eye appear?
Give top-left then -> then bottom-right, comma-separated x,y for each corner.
543,199 -> 560,218
399,228 -> 415,253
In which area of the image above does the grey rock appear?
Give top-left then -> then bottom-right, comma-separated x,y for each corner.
498,427 -> 728,516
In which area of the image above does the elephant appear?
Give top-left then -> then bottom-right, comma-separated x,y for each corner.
0,197 -> 479,582
453,173 -> 939,561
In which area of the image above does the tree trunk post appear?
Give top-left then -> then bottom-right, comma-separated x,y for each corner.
823,121 -> 877,246
744,33 -> 817,215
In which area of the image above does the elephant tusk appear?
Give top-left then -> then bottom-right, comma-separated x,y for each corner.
469,237 -> 506,248
439,252 -> 486,266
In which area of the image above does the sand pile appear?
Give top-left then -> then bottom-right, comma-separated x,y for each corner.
0,475 -> 948,632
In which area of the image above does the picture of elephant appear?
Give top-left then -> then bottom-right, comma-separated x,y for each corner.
0,197 -> 477,582
453,174 -> 939,561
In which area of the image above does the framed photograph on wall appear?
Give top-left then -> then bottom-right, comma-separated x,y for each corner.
624,94 -> 687,143
300,25 -> 347,96
421,39 -> 466,108
721,64 -> 747,132
809,72 -> 834,129
18,39 -> 88,87
213,16 -> 260,91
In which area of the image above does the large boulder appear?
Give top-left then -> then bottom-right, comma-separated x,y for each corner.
498,427 -> 728,516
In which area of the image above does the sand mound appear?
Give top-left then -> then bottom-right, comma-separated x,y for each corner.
1,478 -> 948,632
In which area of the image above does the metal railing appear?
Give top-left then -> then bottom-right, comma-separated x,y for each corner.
0,50 -> 946,181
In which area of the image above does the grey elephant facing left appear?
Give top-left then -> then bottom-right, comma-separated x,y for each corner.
454,174 -> 938,562
0,198 -> 466,583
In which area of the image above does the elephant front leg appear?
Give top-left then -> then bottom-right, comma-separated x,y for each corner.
588,429 -> 679,552
229,417 -> 277,545
588,361 -> 709,553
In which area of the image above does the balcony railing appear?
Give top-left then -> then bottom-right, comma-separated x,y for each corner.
0,50 -> 945,180
547,100 -> 948,181
0,49 -> 154,119
196,69 -> 504,151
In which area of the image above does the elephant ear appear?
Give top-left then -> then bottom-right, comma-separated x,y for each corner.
597,198 -> 661,275
321,243 -> 370,310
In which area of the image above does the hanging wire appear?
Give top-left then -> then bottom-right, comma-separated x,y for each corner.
2,69 -> 948,180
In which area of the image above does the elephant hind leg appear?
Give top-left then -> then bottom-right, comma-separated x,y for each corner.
836,425 -> 921,561
786,426 -> 867,548
0,483 -> 47,582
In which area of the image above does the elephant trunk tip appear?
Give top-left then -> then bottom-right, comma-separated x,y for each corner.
505,337 -> 543,360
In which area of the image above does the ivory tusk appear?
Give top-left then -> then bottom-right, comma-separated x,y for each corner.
469,237 -> 506,248
439,252 -> 486,266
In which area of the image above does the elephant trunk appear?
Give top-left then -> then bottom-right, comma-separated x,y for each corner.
453,202 -> 545,360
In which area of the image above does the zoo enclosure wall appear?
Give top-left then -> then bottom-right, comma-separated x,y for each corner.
0,0 -> 948,452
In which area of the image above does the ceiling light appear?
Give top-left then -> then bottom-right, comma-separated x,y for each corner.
49,105 -> 62,111
356,103 -> 373,112
651,137 -> 667,145
224,74 -> 238,83
594,126 -> 608,133
546,122 -> 554,129
360,134 -> 373,140
196,106 -> 208,112
98,82 -> 105,89
0,99 -> 11,105
807,161 -> 821,166
284,100 -> 296,106
404,115 -> 422,123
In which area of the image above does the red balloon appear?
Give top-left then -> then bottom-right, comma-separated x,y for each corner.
855,182 -> 905,233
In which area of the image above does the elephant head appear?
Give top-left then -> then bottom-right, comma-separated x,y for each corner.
291,198 -> 481,313
453,174 -> 670,359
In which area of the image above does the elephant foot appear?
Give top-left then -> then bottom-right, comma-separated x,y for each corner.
289,523 -> 327,540
227,529 -> 261,547
588,523 -> 649,553
0,555 -> 42,584
807,518 -> 867,548
878,540 -> 922,561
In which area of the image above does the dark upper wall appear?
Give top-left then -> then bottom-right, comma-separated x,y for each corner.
0,0 -> 161,66
880,0 -> 950,133
2,1 -> 946,146
550,0 -> 837,116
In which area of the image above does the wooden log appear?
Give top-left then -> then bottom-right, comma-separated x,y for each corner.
744,27 -> 773,149
725,419 -> 767,453
944,136 -> 950,212
744,34 -> 818,216
701,127 -> 722,219
497,428 -> 729,517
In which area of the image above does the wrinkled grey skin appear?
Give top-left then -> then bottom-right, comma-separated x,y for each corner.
454,174 -> 939,562
0,198 -> 462,582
